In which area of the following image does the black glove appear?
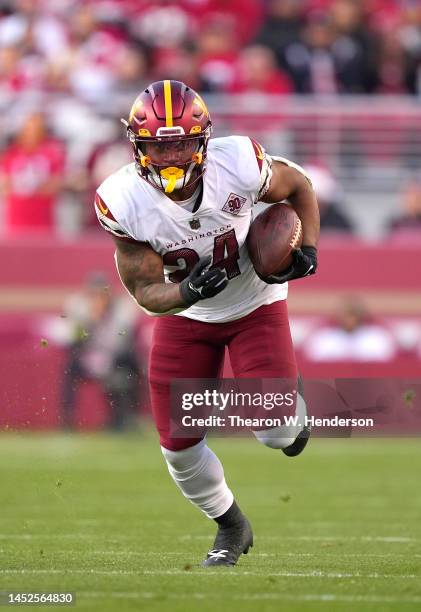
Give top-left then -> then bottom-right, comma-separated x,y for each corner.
263,245 -> 318,285
180,255 -> 228,306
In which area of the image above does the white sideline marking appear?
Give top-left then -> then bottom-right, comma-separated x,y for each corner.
179,534 -> 416,543
0,569 -> 419,579
0,534 -> 92,540
80,591 -> 421,604
2,519 -> 411,530
2,547 -> 418,561
0,533 -> 416,543
64,550 -> 421,560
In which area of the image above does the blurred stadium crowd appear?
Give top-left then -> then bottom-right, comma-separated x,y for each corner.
2,0 -> 421,98
0,0 -> 421,235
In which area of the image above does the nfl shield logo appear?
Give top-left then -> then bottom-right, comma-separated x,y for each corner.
189,218 -> 201,230
222,192 -> 247,215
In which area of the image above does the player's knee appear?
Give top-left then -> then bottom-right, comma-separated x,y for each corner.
161,439 -> 206,473
253,428 -> 296,450
161,440 -> 225,495
253,389 -> 308,450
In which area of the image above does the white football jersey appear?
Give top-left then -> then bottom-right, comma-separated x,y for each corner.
95,135 -> 294,323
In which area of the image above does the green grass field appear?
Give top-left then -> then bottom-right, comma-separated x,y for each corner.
0,430 -> 420,611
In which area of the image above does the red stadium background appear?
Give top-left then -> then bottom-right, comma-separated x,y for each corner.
0,235 -> 419,429
0,0 -> 420,430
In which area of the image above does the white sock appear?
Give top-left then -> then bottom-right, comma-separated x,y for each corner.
253,392 -> 307,450
161,439 -> 234,519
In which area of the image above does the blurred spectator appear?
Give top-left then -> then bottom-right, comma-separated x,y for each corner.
374,30 -> 414,94
388,179 -> 421,234
399,3 -> 421,59
1,0 -> 69,59
230,45 -> 293,94
130,0 -> 193,50
399,5 -> 421,93
0,112 -> 65,234
329,0 -> 377,93
113,42 -> 148,93
185,0 -> 263,45
46,4 -> 144,102
254,0 -> 304,79
259,3 -> 377,95
306,163 -> 354,233
196,14 -> 239,91
0,0 -> 68,94
282,15 -> 339,93
54,273 -> 142,431
304,297 -> 397,362
300,12 -> 372,94
0,44 -> 46,93
363,0 -> 402,33
152,42 -> 201,90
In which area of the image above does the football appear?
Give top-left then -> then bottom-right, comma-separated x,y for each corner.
246,204 -> 303,278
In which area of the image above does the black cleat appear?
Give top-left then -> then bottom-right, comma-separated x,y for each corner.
202,516 -> 253,567
282,425 -> 311,457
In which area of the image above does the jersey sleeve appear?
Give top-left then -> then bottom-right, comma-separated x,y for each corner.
248,140 -> 313,202
270,155 -> 313,185
248,138 -> 273,201
94,191 -> 139,243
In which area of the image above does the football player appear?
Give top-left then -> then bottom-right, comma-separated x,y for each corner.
95,80 -> 319,567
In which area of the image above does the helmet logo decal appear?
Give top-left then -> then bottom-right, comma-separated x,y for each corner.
129,100 -> 143,124
163,80 -> 173,127
190,125 -> 202,134
193,96 -> 209,118
160,166 -> 184,193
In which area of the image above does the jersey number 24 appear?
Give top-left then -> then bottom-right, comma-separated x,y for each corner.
163,229 -> 240,283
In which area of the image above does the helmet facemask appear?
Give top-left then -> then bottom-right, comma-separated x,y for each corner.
124,123 -> 212,194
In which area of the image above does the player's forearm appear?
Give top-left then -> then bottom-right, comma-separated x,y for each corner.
135,282 -> 187,314
288,181 -> 320,246
114,239 -> 189,314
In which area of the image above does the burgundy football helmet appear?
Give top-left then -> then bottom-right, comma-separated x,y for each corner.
122,80 -> 212,193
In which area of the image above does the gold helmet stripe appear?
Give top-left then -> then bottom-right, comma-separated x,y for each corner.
163,80 -> 173,127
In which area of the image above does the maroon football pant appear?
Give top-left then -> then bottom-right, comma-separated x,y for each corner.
149,300 -> 298,451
